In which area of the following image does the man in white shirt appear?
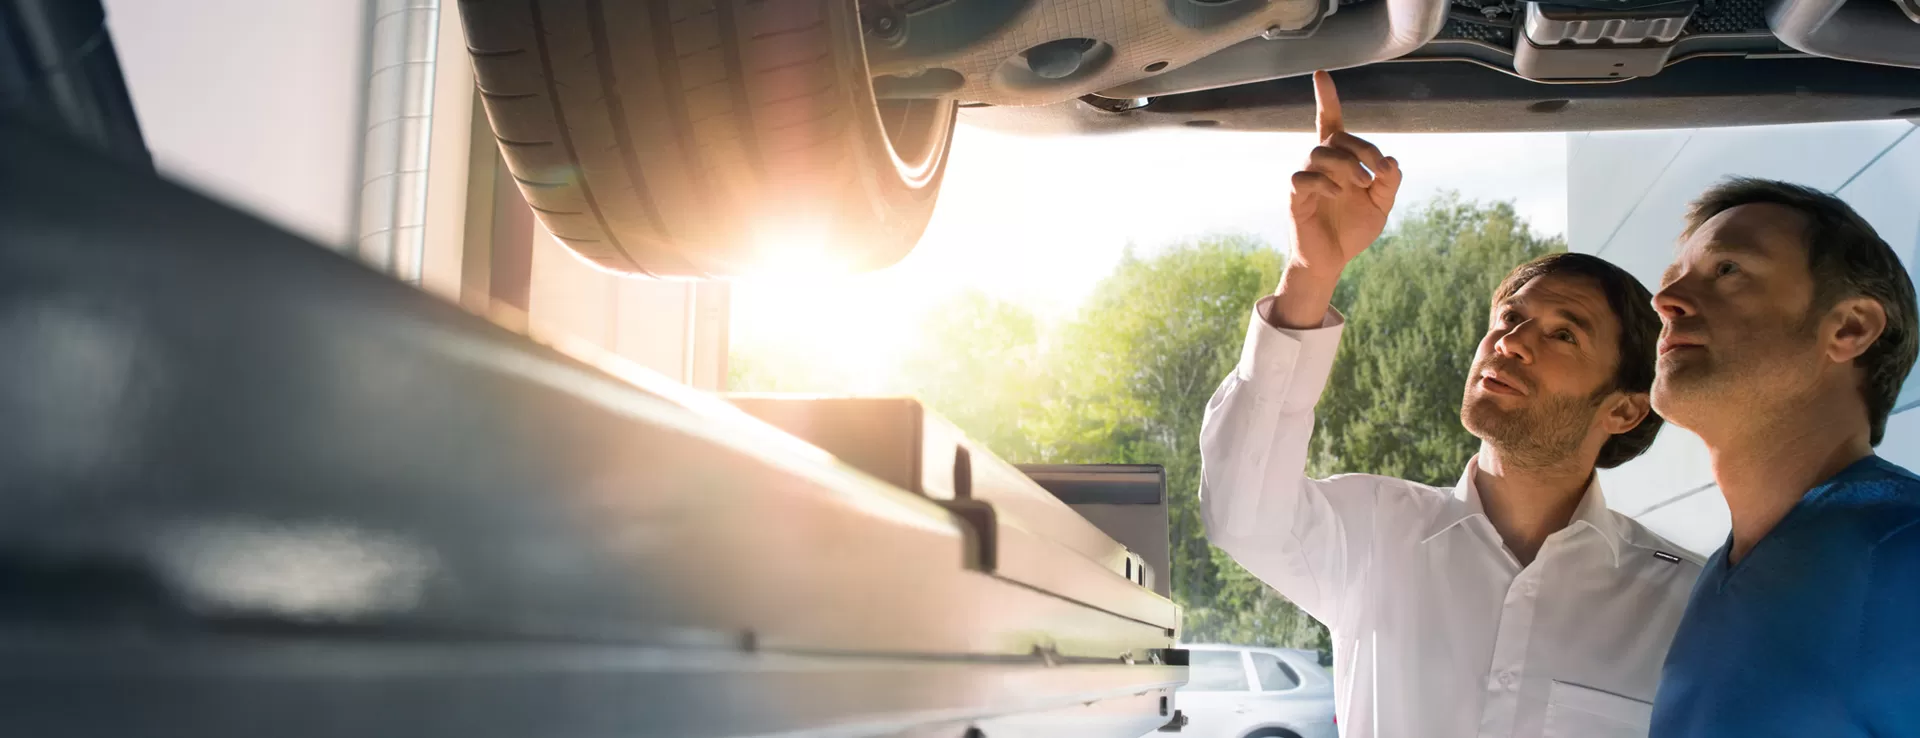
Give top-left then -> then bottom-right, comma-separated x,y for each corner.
1199,72 -> 1703,738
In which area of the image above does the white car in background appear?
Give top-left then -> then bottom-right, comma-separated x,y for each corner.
1172,645 -> 1338,738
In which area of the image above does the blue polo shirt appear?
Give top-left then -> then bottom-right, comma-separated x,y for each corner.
1650,455 -> 1920,737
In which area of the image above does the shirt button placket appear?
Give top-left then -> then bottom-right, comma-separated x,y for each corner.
1479,564 -> 1543,737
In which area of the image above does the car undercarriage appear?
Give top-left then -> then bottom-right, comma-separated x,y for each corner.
907,0 -> 1920,133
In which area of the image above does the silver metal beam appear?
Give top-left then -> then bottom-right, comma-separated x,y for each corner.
357,0 -> 440,282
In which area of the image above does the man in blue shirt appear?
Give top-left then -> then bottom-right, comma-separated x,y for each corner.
1647,177 -> 1920,736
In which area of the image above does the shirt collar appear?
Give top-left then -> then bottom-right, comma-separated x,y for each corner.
1420,455 -> 1625,567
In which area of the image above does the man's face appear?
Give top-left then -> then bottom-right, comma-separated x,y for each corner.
1651,204 -> 1824,431
1461,273 -> 1622,466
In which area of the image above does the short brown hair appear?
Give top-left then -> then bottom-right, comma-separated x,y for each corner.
1683,177 -> 1918,446
1492,253 -> 1664,468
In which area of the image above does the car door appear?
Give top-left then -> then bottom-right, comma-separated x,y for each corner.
1174,648 -> 1258,738
1242,651 -> 1338,738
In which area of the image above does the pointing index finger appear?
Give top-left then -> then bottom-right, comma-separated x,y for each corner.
1313,70 -> 1343,141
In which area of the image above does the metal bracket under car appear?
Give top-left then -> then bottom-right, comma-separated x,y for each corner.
1513,1 -> 1699,80
966,54 -> 1920,134
935,0 -> 1920,133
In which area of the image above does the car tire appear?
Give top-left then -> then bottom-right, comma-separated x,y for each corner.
458,0 -> 956,277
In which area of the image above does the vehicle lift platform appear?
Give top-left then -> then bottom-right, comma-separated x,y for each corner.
0,6 -> 1190,732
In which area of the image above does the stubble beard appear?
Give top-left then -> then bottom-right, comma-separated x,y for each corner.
1462,385 -> 1606,469
1653,314 -> 1822,436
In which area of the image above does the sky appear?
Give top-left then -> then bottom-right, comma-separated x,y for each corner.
730,122 -> 1569,391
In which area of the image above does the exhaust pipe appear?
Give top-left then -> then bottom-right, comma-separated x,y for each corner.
1768,0 -> 1920,70
1100,0 -> 1450,98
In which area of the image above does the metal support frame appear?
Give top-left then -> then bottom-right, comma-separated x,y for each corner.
458,98 -> 538,319
0,5 -> 1183,734
0,115 -> 1184,738
356,0 -> 441,282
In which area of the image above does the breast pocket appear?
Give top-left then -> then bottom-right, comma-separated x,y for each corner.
1543,680 -> 1654,738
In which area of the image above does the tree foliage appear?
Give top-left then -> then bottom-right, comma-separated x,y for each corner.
1026,235 -> 1294,646
729,195 -> 1560,652
898,291 -> 1047,461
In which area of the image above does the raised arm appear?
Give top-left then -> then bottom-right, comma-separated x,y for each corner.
1199,71 -> 1401,625
1268,71 -> 1400,329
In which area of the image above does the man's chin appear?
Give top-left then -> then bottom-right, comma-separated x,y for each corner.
1651,374 -> 1715,429
1463,388 -> 1525,417
1460,400 -> 1513,439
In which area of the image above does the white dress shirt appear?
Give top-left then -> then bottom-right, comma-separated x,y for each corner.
1199,300 -> 1704,738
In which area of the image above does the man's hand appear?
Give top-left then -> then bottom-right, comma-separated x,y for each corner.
1292,71 -> 1401,272
1268,71 -> 1402,329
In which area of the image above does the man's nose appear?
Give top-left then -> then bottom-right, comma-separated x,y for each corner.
1652,282 -> 1698,321
1494,324 -> 1534,363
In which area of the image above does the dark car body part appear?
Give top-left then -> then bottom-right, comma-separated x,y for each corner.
872,0 -> 1920,131
0,0 -> 147,167
964,56 -> 1920,134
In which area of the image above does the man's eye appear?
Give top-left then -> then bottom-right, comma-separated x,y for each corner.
1715,261 -> 1740,277
1552,330 -> 1577,344
1501,310 -> 1520,324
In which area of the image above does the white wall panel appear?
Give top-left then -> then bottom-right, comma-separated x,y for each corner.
1836,130 -> 1920,263
1566,130 -> 1693,253
1634,483 -> 1730,557
1583,121 -> 1912,288
105,0 -> 368,248
1597,424 -> 1714,516
1878,408 -> 1920,471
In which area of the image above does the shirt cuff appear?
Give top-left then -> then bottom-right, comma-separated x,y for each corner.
1237,296 -> 1346,413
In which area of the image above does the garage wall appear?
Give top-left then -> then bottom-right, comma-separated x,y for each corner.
525,233 -> 730,390
103,0 -> 370,249
1567,120 -> 1920,554
101,2 -> 724,387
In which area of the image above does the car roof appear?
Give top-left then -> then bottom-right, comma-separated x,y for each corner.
1182,644 -> 1335,689
1183,644 -> 1321,660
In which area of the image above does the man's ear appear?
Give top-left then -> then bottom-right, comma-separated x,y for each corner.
1602,391 -> 1652,435
1826,296 -> 1888,365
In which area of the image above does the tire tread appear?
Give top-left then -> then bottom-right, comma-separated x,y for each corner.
457,0 -> 946,276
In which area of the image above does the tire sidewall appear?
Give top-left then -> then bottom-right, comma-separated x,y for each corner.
825,0 -> 957,271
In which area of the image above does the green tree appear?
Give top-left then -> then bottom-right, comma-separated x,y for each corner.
897,291 -> 1047,461
728,349 -> 847,393
1028,234 -> 1299,645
